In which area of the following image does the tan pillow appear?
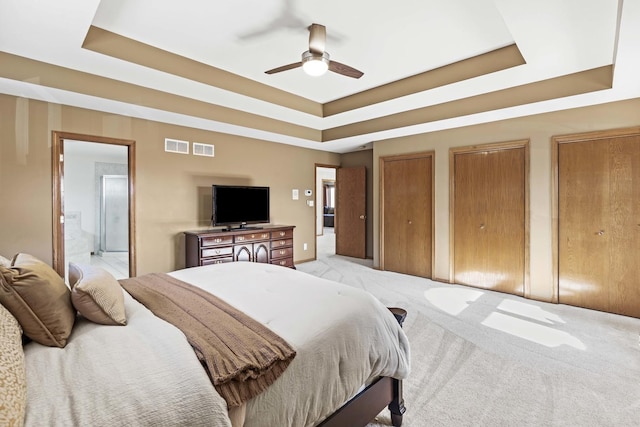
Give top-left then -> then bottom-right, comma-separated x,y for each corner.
0,253 -> 76,347
0,303 -> 26,426
68,263 -> 127,326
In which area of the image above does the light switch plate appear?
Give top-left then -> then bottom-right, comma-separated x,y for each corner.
292,189 -> 299,200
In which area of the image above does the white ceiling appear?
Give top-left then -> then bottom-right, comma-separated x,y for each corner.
1,0 -> 639,153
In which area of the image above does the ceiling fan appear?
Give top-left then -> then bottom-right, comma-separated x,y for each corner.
265,23 -> 364,79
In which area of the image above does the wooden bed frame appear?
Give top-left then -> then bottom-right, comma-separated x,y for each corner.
317,307 -> 407,427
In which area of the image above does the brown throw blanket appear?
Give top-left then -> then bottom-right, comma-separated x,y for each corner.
119,273 -> 296,407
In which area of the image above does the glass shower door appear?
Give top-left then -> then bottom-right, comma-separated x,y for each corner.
100,175 -> 128,253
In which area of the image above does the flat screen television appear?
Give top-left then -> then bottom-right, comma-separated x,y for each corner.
212,185 -> 270,229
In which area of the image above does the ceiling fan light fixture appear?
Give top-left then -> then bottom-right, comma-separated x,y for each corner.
265,24 -> 362,79
302,51 -> 330,76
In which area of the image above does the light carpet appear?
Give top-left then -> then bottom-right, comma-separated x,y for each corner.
297,248 -> 640,427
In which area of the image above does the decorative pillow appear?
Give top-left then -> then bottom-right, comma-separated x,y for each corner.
0,253 -> 76,347
0,255 -> 10,267
0,303 -> 26,426
68,263 -> 127,326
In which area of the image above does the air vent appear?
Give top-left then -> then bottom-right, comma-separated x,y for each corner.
164,138 -> 189,154
193,142 -> 215,157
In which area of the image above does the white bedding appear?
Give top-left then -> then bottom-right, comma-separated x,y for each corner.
24,262 -> 410,427
23,289 -> 231,426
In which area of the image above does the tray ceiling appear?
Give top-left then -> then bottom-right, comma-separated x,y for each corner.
1,0 -> 638,153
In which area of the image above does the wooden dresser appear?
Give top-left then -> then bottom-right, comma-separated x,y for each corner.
185,225 -> 295,269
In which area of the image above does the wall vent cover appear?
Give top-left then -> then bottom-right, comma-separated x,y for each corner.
193,142 -> 215,157
165,138 -> 189,154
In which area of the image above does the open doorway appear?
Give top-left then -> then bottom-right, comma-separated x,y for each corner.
315,165 -> 337,259
52,132 -> 136,280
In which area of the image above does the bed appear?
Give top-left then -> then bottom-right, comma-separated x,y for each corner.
0,254 -> 410,427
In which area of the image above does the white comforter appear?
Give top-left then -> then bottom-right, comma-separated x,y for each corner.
23,287 -> 231,426
24,262 -> 411,427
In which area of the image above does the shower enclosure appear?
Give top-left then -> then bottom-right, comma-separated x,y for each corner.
100,175 -> 128,254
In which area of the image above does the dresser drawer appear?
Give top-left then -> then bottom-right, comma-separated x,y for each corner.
270,257 -> 294,268
201,256 -> 233,266
271,238 -> 293,249
201,246 -> 233,258
201,235 -> 233,247
271,247 -> 293,260
234,231 -> 271,243
271,229 -> 294,240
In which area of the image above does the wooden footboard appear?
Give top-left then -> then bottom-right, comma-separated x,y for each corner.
317,307 -> 407,427
317,376 -> 405,427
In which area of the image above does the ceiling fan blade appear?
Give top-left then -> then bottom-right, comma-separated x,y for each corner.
238,0 -> 306,40
238,25 -> 279,41
265,62 -> 302,75
308,23 -> 326,54
329,61 -> 364,79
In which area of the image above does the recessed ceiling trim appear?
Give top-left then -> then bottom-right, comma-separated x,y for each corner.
322,65 -> 614,142
323,44 -> 526,117
82,25 -> 323,117
0,50 -> 614,148
0,51 -> 321,142
81,26 -> 527,121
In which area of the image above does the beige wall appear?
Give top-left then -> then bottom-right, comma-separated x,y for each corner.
3,91 -> 639,299
373,97 -> 640,302
0,94 -> 340,275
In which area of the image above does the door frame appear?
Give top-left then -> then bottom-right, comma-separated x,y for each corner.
321,179 -> 336,232
449,139 -> 530,296
314,164 -> 339,260
551,126 -> 640,304
379,151 -> 435,276
52,131 -> 137,277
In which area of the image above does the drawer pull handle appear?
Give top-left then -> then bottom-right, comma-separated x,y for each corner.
280,260 -> 286,265
214,238 -> 222,243
280,250 -> 286,255
215,250 -> 220,254
238,237 -> 244,241
279,232 -> 285,236
279,241 -> 285,246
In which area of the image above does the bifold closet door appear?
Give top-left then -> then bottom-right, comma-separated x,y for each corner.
558,135 -> 640,317
382,154 -> 433,278
453,147 -> 525,295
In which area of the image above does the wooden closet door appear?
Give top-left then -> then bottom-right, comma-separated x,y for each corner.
382,155 -> 432,278
558,135 -> 640,317
453,148 -> 525,295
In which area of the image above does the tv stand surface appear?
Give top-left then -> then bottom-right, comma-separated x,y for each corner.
201,226 -> 263,233
185,225 -> 295,269
228,225 -> 263,231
